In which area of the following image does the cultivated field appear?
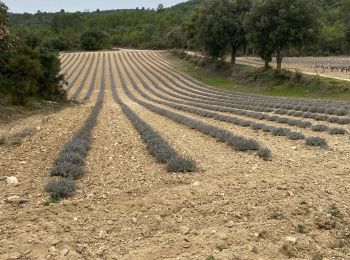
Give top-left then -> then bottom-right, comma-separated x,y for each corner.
1,50 -> 350,259
237,56 -> 350,81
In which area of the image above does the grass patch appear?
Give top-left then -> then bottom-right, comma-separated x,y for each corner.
168,52 -> 350,101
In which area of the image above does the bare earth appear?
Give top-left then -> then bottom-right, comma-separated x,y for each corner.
1,50 -> 350,260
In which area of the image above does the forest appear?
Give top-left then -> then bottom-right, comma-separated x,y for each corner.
7,0 -> 350,55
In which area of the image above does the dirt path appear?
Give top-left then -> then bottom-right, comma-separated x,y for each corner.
1,50 -> 350,260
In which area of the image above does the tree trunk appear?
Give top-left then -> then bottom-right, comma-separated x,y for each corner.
276,49 -> 283,70
231,46 -> 237,65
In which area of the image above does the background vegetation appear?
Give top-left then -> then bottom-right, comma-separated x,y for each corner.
6,0 -> 350,55
0,1 -> 65,105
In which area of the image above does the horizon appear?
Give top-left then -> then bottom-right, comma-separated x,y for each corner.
2,0 -> 186,14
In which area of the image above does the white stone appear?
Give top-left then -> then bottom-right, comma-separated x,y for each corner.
286,236 -> 297,244
5,196 -> 28,204
6,176 -> 19,186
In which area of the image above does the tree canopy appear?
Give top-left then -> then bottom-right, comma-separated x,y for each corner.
192,0 -> 251,64
5,0 -> 349,55
0,1 -> 64,105
246,0 -> 320,69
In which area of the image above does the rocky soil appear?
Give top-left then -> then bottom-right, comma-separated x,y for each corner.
0,50 -> 350,260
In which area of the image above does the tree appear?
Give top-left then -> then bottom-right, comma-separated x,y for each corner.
246,0 -> 320,69
182,7 -> 200,49
157,4 -> 164,13
226,0 -> 251,64
80,30 -> 109,50
343,0 -> 350,47
194,0 -> 251,64
346,25 -> 350,46
0,1 -> 9,40
167,26 -> 185,48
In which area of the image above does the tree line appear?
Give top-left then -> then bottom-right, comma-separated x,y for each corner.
0,1 -> 65,105
178,0 -> 350,69
7,0 -> 350,58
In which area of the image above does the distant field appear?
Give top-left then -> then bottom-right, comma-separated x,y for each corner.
237,56 -> 350,81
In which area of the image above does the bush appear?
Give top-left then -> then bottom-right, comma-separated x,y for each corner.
51,161 -> 84,179
251,123 -> 265,130
311,124 -> 329,132
63,138 -> 89,156
230,137 -> 260,151
288,132 -> 305,140
328,127 -> 347,135
80,30 -> 110,51
258,147 -> 272,160
272,127 -> 291,136
305,137 -> 327,147
45,178 -> 75,199
167,156 -> 197,173
56,152 -> 85,166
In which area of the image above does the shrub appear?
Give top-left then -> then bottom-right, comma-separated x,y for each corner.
251,123 -> 266,130
44,178 -> 75,199
167,156 -> 197,173
56,152 -> 85,166
230,137 -> 260,151
305,137 -> 327,147
311,124 -> 329,132
272,127 -> 291,136
288,132 -> 305,140
51,161 -> 84,179
63,138 -> 89,156
258,147 -> 272,160
328,127 -> 347,135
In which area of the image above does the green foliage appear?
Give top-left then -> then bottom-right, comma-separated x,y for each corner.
193,0 -> 250,63
167,26 -> 185,48
246,0 -> 320,69
80,30 -> 109,50
8,1 -> 203,50
0,1 -> 65,105
5,0 -> 349,55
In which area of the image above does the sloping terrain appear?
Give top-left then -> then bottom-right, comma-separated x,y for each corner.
1,50 -> 350,259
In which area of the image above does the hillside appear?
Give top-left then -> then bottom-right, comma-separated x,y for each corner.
8,1 -> 202,50
6,0 -> 350,53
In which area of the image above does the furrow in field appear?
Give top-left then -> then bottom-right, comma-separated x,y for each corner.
108,53 -> 196,172
125,51 -> 350,156
66,53 -> 92,93
130,52 -> 349,136
45,53 -> 106,198
70,53 -> 97,101
137,51 -> 350,126
126,53 -> 346,147
115,53 -> 270,159
128,53 -> 346,150
152,52 -> 350,108
61,53 -> 82,77
140,52 -> 350,117
84,53 -> 101,100
59,53 -> 70,68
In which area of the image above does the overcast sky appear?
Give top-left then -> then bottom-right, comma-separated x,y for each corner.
3,0 -> 186,13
